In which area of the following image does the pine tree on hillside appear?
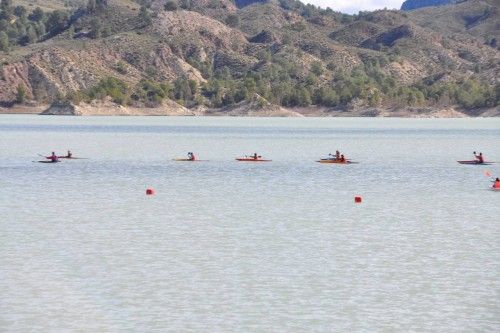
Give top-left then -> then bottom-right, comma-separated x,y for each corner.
0,31 -> 9,52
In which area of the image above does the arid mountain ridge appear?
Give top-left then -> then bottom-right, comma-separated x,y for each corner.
0,0 -> 498,116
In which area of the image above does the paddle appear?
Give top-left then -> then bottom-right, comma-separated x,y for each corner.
59,156 -> 88,159
485,170 -> 495,181
484,170 -> 500,187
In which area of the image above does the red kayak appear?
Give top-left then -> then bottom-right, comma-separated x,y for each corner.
236,158 -> 272,162
458,160 -> 493,165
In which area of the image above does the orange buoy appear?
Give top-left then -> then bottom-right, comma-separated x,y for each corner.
146,188 -> 155,195
354,196 -> 362,203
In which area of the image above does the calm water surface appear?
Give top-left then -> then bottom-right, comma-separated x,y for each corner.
1,115 -> 499,332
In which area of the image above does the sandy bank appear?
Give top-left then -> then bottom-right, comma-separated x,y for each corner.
2,101 -> 498,118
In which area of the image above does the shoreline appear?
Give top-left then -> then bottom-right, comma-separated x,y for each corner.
1,105 -> 498,118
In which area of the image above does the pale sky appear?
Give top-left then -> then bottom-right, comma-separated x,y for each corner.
305,0 -> 404,14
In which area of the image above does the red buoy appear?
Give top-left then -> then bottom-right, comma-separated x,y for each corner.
354,196 -> 362,203
146,188 -> 155,195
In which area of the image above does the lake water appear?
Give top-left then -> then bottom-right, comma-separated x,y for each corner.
0,115 -> 499,332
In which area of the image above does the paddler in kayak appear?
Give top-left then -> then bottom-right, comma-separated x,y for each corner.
66,150 -> 72,158
476,152 -> 484,164
328,150 -> 341,160
187,152 -> 196,161
326,150 -> 346,162
47,152 -> 59,163
473,151 -> 484,164
252,153 -> 258,160
493,178 -> 500,189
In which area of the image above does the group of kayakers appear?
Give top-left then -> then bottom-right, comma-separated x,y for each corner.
43,149 -> 493,166
451,151 -> 498,190
39,149 -> 499,189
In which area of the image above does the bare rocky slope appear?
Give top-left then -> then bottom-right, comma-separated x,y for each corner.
0,0 -> 498,116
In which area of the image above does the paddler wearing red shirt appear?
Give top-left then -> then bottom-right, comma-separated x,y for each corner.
474,151 -> 484,163
47,152 -> 59,162
477,152 -> 484,163
493,178 -> 500,189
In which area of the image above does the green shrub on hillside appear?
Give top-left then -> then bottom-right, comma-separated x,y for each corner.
88,77 -> 129,105
138,5 -> 152,26
113,61 -> 128,74
130,79 -> 172,107
45,10 -> 69,35
28,7 -> 44,22
87,0 -> 108,13
0,31 -> 8,52
164,1 -> 178,11
88,17 -> 101,39
225,14 -> 240,28
16,84 -> 26,104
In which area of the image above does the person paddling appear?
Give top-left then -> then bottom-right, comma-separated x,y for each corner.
47,152 -> 59,163
187,152 -> 196,161
340,154 -> 346,162
474,151 -> 484,164
493,178 -> 500,189
252,153 -> 258,160
477,152 -> 484,164
328,150 -> 341,160
66,150 -> 72,158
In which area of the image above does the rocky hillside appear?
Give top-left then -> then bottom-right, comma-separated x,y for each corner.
0,0 -> 498,116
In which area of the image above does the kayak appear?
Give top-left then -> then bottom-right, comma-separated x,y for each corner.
36,160 -> 61,163
458,160 -> 493,165
173,158 -> 208,162
58,156 -> 87,159
316,159 -> 358,164
236,158 -> 272,162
